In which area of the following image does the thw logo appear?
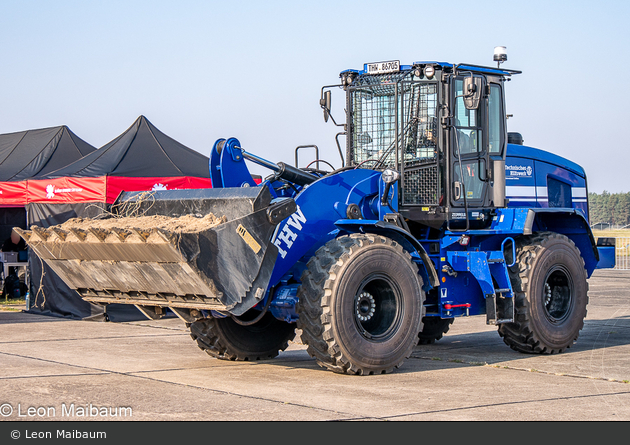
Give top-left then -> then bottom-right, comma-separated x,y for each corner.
273,206 -> 307,259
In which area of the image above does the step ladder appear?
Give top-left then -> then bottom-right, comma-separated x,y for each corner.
445,246 -> 515,325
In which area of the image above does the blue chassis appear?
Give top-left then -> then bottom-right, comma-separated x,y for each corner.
210,138 -> 611,324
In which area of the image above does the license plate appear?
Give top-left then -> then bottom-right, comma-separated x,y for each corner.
365,60 -> 400,74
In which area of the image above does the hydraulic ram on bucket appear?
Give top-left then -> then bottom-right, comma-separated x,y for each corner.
18,186 -> 296,316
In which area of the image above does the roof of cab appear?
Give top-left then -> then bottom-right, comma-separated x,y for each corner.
341,61 -> 520,77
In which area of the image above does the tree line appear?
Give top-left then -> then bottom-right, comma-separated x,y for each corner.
588,191 -> 630,227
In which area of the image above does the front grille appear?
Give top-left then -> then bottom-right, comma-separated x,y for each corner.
403,165 -> 439,205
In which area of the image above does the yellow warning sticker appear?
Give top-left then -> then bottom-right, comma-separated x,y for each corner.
237,224 -> 261,254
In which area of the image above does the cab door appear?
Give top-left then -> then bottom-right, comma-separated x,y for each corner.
450,75 -> 487,208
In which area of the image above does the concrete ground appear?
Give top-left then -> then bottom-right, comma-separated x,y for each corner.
0,269 -> 629,423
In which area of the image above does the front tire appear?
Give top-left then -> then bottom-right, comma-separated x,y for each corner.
189,311 -> 296,361
296,234 -> 424,375
498,232 -> 588,354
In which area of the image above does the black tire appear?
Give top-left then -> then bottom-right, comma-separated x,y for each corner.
189,311 -> 296,361
418,317 -> 454,345
296,234 -> 424,375
498,231 -> 589,354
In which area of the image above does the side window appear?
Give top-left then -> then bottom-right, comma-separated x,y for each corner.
488,84 -> 504,155
548,177 -> 572,208
454,79 -> 482,155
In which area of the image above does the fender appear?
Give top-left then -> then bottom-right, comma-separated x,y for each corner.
334,219 -> 440,290
456,207 -> 600,276
267,168 -> 382,286
524,207 -> 599,276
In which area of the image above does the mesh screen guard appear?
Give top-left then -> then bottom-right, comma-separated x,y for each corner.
347,72 -> 441,206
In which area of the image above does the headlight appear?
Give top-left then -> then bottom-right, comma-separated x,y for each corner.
382,169 -> 400,184
340,73 -> 356,86
424,65 -> 435,79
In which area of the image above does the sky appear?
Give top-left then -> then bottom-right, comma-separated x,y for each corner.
1,0 -> 629,193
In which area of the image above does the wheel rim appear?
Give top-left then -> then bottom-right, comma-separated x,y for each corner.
542,266 -> 574,323
353,273 -> 402,341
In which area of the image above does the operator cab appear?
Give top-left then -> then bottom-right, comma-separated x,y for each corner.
325,60 -> 521,231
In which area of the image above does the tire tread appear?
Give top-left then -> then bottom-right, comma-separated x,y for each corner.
498,231 -> 589,354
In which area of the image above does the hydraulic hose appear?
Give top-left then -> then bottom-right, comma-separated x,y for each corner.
230,289 -> 274,326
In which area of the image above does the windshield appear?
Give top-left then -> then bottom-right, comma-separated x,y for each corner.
348,72 -> 438,169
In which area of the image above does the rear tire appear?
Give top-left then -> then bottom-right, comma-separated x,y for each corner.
498,232 -> 588,354
189,311 -> 296,361
296,234 -> 424,375
418,317 -> 453,345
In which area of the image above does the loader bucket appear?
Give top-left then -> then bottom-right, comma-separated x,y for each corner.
19,187 -> 296,316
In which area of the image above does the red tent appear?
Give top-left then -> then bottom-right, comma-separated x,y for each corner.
0,125 -> 96,207
0,125 -> 96,250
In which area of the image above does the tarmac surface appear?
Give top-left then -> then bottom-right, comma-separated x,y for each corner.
0,268 -> 629,423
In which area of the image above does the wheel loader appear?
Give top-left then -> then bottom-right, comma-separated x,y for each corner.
18,53 -> 616,375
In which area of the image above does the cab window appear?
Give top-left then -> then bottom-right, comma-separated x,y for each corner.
548,177 -> 572,208
488,84 -> 504,155
454,79 -> 482,155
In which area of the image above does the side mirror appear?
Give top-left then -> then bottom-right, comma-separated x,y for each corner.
463,76 -> 482,110
320,90 -> 331,122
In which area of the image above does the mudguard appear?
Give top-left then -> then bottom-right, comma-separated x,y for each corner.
334,219 -> 439,290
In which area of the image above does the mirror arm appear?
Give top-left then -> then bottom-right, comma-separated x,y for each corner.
325,110 -> 344,128
320,85 -> 346,128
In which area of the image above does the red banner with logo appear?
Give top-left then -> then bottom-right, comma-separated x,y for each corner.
26,176 -> 214,204
27,177 -> 107,203
0,181 -> 27,207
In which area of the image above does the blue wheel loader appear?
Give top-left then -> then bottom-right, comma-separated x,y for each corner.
19,56 -> 616,375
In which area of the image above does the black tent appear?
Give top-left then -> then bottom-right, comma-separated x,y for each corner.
26,116 -> 213,320
0,126 -> 95,182
39,115 -> 212,180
